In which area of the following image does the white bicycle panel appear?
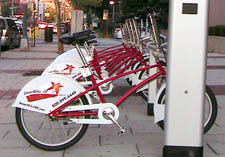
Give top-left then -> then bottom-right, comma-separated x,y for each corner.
12,74 -> 92,114
54,48 -> 89,63
42,60 -> 82,80
154,83 -> 166,123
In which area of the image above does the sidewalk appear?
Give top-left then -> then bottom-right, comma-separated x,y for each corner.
0,39 -> 224,157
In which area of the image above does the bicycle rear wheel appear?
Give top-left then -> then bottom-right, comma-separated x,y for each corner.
15,96 -> 89,151
157,85 -> 217,134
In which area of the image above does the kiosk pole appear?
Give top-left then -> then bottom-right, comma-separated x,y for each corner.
163,0 -> 209,156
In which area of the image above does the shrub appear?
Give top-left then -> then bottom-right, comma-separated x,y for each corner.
209,25 -> 225,37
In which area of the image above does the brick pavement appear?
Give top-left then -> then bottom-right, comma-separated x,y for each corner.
0,40 -> 224,157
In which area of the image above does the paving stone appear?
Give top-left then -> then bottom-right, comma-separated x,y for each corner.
206,70 -> 225,85
0,104 -> 15,121
65,144 -> 138,157
205,135 -> 225,154
0,147 -> 63,157
0,124 -> 30,148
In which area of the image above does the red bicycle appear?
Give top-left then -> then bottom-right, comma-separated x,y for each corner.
13,14 -> 217,151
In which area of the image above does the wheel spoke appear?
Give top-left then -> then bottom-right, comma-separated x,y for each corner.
16,96 -> 89,150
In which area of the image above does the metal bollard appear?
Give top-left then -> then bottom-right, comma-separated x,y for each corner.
0,28 -> 3,58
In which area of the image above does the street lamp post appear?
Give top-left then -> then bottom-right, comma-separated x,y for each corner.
37,0 -> 40,22
12,0 -> 14,16
109,0 -> 115,23
109,0 -> 115,36
0,28 -> 3,58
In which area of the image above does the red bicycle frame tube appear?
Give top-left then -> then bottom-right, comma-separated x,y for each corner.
49,62 -> 166,118
97,44 -> 124,54
91,48 -> 143,77
105,52 -> 138,72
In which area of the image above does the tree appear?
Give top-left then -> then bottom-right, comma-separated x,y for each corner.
120,0 -> 169,28
71,0 -> 103,24
71,0 -> 103,9
45,7 -> 56,23
1,0 -> 11,17
54,0 -> 64,54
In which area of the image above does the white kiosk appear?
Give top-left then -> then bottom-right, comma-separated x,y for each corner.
163,0 -> 209,156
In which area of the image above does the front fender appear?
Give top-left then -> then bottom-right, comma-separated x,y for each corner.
12,74 -> 92,114
42,60 -> 82,80
154,83 -> 166,123
54,48 -> 88,63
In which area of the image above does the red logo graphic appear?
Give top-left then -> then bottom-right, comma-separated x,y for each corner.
26,82 -> 64,102
63,64 -> 75,74
49,64 -> 75,75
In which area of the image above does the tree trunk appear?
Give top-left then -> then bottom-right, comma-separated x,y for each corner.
54,0 -> 64,54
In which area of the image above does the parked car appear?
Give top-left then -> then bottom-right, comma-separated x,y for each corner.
15,21 -> 23,36
114,27 -> 122,39
0,17 -> 21,49
37,22 -> 48,29
62,22 -> 70,33
53,23 -> 65,34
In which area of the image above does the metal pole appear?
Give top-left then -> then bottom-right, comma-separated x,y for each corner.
21,5 -> 29,51
75,11 -> 77,32
32,3 -> 36,47
38,0 -> 40,22
163,0 -> 209,156
0,29 -> 2,58
112,5 -> 115,23
23,5 -> 28,38
12,0 -> 14,17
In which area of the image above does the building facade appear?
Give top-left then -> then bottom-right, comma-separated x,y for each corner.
208,0 -> 225,26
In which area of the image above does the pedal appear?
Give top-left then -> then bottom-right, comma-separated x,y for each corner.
103,108 -> 126,135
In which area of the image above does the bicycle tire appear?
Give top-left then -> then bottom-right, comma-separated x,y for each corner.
15,96 -> 90,151
157,85 -> 217,134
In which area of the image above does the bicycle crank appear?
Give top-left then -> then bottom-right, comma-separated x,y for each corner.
63,103 -> 126,134
103,107 -> 126,135
62,103 -> 119,124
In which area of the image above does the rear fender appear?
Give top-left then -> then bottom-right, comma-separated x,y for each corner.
154,83 -> 166,123
54,48 -> 88,63
42,60 -> 82,80
12,74 -> 92,114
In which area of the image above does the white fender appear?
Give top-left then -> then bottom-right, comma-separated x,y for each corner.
154,83 -> 166,123
12,74 -> 93,114
136,83 -> 148,93
42,60 -> 83,80
54,48 -> 89,63
128,62 -> 141,84
132,71 -> 142,86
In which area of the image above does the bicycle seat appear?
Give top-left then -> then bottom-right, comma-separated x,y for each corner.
60,33 -> 96,45
89,34 -> 96,40
72,30 -> 93,36
87,40 -> 98,45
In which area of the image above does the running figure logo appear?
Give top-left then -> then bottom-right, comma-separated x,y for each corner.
48,64 -> 75,75
26,82 -> 64,102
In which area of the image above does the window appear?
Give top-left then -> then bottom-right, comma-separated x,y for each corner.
6,19 -> 18,31
0,19 -> 6,29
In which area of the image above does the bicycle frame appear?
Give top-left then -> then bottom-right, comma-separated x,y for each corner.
75,44 -> 146,83
49,61 -> 166,118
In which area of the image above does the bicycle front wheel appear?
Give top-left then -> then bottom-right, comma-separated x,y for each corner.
15,96 -> 89,151
157,85 -> 217,134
